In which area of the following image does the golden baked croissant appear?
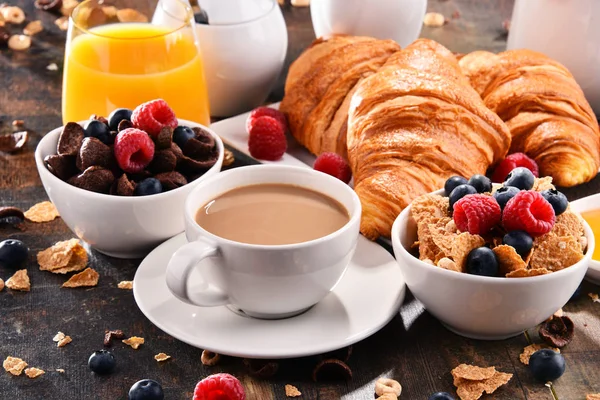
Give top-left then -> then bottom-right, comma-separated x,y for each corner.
280,36 -> 400,158
347,39 -> 512,240
459,49 -> 600,187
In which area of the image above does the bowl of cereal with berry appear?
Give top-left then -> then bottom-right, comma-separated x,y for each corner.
391,165 -> 594,340
35,99 -> 224,258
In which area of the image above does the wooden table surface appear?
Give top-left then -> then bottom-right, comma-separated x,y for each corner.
1,0 -> 600,399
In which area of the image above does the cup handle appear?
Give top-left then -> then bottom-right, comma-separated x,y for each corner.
166,239 -> 230,307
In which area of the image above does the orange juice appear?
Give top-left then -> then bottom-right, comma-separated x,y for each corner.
581,209 -> 600,261
62,23 -> 210,125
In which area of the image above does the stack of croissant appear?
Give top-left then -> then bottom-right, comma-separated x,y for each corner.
280,37 -> 600,241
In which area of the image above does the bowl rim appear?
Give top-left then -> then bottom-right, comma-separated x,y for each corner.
391,188 -> 595,284
34,118 -> 224,203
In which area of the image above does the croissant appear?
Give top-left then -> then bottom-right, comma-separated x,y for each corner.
459,49 -> 600,187
347,39 -> 512,240
280,36 -> 400,158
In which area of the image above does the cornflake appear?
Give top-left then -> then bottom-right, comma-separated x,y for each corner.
6,269 -> 30,291
25,367 -> 45,379
589,293 -> 600,303
38,239 -> 88,274
506,268 -> 550,278
154,353 -> 171,362
530,234 -> 583,271
24,201 -> 60,223
3,356 -> 28,376
451,364 -> 512,400
58,336 -> 72,348
411,194 -> 449,225
55,16 -> 69,31
532,177 -> 555,192
8,34 -> 31,51
23,20 -> 43,36
62,268 -> 99,288
285,384 -> 302,397
123,336 -> 144,349
451,233 -> 485,272
493,245 -> 526,276
0,277 -> 4,292
519,344 -> 559,365
587,394 -> 600,400
118,281 -> 133,290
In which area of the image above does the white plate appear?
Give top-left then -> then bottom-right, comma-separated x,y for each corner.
570,193 -> 600,285
133,233 -> 406,359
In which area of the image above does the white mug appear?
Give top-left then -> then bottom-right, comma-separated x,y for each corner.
165,165 -> 361,319
507,0 -> 600,114
310,0 -> 427,47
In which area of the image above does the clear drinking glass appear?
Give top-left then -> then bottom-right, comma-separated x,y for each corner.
62,0 -> 210,125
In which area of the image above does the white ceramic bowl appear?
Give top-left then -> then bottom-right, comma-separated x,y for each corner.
391,189 -> 594,340
35,119 -> 224,259
571,193 -> 600,285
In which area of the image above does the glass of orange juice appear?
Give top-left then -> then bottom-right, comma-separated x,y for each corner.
62,0 -> 210,125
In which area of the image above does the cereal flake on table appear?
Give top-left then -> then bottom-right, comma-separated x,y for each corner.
3,356 -> 28,376
154,353 -> 171,362
285,384 -> 302,397
53,332 -> 73,348
519,344 -> 560,365
123,336 -> 144,349
588,293 -> 600,303
117,281 -> 133,290
38,239 -> 88,274
25,367 -> 45,379
451,364 -> 512,400
6,269 -> 30,291
587,394 -> 600,400
62,268 -> 99,288
24,201 -> 60,223
0,277 -> 4,292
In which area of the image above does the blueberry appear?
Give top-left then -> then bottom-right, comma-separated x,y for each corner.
493,186 -> 520,209
504,167 -> 535,190
194,9 -> 209,24
134,178 -> 163,196
173,126 -> 195,148
448,184 -> 477,211
129,379 -> 164,400
428,393 -> 455,400
541,189 -> 568,216
88,350 -> 116,375
84,120 -> 111,145
444,176 -> 468,196
468,174 -> 492,193
466,247 -> 499,277
529,349 -> 566,382
502,230 -> 533,258
0,239 -> 28,269
108,108 -> 132,131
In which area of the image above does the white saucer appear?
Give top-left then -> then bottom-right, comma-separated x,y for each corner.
133,233 -> 406,359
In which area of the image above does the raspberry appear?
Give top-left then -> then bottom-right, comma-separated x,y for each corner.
131,99 -> 178,137
193,373 -> 245,400
246,107 -> 287,133
114,128 -> 155,173
313,152 -> 352,183
453,194 -> 501,235
502,190 -> 555,236
247,116 -> 287,161
491,152 -> 539,183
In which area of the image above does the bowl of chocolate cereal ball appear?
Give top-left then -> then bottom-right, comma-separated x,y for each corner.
391,165 -> 594,340
35,99 -> 224,258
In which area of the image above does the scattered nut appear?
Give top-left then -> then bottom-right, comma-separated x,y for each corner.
201,350 -> 221,366
0,206 -> 25,223
423,12 -> 446,27
23,20 -> 43,35
0,131 -> 28,152
35,0 -> 63,13
539,315 -> 574,348
1,6 -> 26,24
312,359 -> 352,382
243,358 -> 279,378
8,34 -> 31,51
375,378 -> 402,397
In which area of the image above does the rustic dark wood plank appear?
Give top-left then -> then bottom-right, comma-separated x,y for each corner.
1,0 -> 600,399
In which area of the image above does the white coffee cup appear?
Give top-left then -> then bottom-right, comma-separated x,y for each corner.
310,0 -> 427,47
165,165 -> 361,319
